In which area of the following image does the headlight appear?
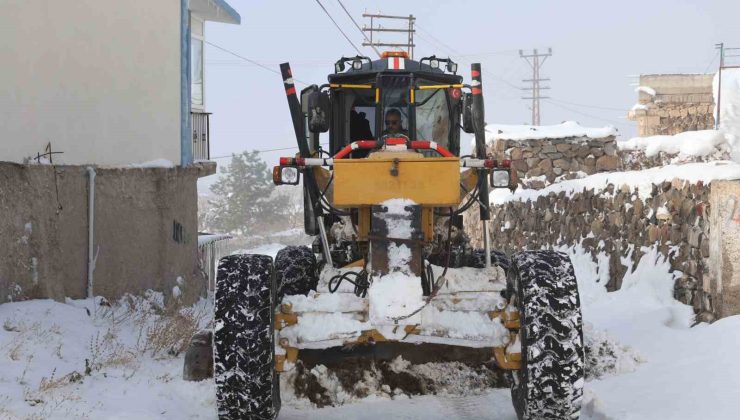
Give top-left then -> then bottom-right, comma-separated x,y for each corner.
273,166 -> 300,185
490,169 -> 510,188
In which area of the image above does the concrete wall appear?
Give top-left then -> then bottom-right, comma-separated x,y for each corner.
0,0 -> 182,166
0,162 -> 206,303
628,74 -> 715,136
708,180 -> 740,318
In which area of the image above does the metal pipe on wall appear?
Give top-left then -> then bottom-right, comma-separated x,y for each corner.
86,167 -> 96,299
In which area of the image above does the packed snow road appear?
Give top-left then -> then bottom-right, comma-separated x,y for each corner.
1,242 -> 739,419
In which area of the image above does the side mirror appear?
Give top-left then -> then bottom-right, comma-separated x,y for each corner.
490,169 -> 511,189
461,92 -> 474,133
307,91 -> 330,133
272,166 -> 300,186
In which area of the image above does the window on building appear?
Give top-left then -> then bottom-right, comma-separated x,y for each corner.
191,16 -> 205,110
191,38 -> 204,109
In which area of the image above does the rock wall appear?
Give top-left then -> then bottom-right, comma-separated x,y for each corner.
619,147 -> 731,171
490,136 -> 620,189
629,103 -> 715,137
465,178 -> 714,315
628,74 -> 715,136
0,162 -> 206,304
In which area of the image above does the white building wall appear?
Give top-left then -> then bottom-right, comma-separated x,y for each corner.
0,0 -> 183,166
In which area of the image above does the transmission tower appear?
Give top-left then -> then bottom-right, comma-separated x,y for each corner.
362,12 -> 415,59
520,48 -> 552,126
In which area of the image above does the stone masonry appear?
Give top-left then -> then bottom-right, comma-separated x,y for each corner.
490,135 -> 620,189
465,178 -> 717,317
628,74 -> 715,136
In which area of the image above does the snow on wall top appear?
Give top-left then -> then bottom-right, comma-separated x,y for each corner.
491,161 -> 740,205
635,86 -> 657,96
485,121 -> 618,143
618,130 -> 728,157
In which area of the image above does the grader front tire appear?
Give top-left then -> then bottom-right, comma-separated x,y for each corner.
508,250 -> 585,420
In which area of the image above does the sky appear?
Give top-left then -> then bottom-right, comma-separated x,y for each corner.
198,0 -> 740,192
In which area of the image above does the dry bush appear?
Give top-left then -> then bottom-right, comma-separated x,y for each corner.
139,307 -> 205,358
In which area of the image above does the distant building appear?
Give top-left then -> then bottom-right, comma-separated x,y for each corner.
0,1 -> 240,303
628,74 -> 715,137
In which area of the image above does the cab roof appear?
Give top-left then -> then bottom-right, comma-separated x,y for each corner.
327,55 -> 464,85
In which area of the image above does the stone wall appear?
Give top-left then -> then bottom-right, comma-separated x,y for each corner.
628,74 -> 715,136
490,135 -> 620,189
465,178 -> 715,316
0,162 -> 208,304
619,147 -> 731,171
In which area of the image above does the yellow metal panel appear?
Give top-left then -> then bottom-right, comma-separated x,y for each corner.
358,207 -> 371,240
417,84 -> 464,90
422,207 -> 434,242
330,83 -> 373,89
333,157 -> 461,207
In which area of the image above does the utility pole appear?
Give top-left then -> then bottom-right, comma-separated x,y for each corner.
714,43 -> 740,129
519,48 -> 552,126
716,42 -> 724,130
362,12 -> 415,59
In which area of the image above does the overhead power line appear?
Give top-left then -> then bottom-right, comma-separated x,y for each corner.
210,142 -> 330,160
203,40 -> 308,85
336,0 -> 380,57
314,0 -> 363,55
544,99 -> 631,128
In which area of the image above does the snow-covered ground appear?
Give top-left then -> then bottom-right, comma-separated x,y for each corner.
2,238 -> 739,419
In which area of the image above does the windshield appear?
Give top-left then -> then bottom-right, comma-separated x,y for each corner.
415,88 -> 450,145
379,75 -> 411,138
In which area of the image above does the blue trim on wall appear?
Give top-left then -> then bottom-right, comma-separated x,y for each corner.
213,0 -> 241,24
180,0 -> 193,166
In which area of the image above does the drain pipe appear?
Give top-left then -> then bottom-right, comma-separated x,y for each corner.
86,167 -> 96,299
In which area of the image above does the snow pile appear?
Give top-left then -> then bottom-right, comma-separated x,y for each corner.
484,121 -> 618,143
368,199 -> 425,325
583,324 -> 644,380
714,68 -> 740,162
0,293 -> 215,419
618,129 -> 730,158
281,357 -> 504,408
491,161 -> 740,205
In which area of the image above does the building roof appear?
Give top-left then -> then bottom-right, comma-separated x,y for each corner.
190,0 -> 240,24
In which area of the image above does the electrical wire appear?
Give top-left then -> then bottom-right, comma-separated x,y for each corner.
314,0 -> 363,55
335,0 -> 380,57
210,142 -> 330,159
203,40 -> 309,85
543,99 -> 632,128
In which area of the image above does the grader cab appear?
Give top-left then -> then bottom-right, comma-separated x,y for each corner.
211,52 -> 585,420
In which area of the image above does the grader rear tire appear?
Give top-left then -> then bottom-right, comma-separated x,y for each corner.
508,251 -> 584,420
214,254 -> 280,420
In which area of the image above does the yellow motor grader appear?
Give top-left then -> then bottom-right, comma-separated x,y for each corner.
211,52 -> 584,420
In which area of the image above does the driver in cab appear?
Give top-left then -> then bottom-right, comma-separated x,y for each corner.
382,109 -> 409,138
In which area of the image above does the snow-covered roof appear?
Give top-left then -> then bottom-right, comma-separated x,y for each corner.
197,233 -> 232,246
190,0 -> 241,24
618,130 -> 728,158
485,121 -> 618,143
